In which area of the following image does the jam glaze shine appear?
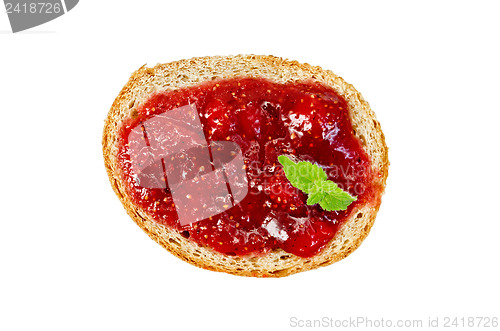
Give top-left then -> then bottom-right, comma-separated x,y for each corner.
117,78 -> 379,258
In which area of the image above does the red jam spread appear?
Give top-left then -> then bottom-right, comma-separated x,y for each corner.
117,77 -> 378,258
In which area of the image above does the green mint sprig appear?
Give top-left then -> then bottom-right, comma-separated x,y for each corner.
277,155 -> 357,211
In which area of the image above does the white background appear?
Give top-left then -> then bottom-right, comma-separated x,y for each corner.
1,1 -> 499,330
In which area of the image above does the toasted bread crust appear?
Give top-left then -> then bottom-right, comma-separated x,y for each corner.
103,55 -> 389,277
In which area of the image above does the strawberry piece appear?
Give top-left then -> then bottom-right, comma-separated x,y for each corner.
264,168 -> 306,215
280,216 -> 339,258
202,97 -> 234,140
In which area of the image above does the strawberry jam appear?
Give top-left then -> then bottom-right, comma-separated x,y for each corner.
117,78 -> 378,258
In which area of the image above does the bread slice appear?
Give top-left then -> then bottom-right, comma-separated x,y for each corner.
102,55 -> 389,277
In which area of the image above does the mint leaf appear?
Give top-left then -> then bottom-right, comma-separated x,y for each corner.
278,155 -> 327,192
318,182 -> 357,211
277,155 -> 357,211
306,188 -> 324,205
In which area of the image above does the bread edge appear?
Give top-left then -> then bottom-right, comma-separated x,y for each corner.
102,55 -> 389,277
